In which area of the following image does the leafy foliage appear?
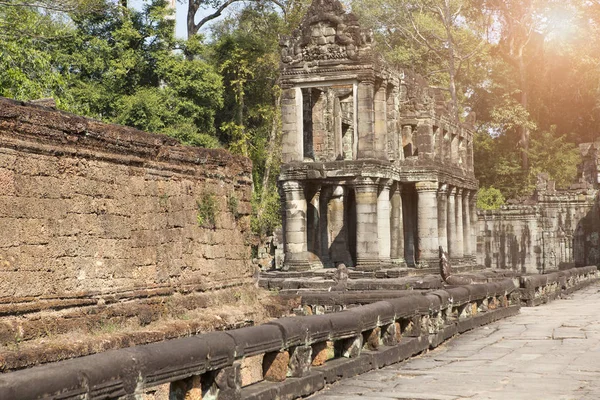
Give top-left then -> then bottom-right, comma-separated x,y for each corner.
476,187 -> 505,210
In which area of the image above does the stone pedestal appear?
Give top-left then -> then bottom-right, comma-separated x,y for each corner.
282,180 -> 311,271
354,177 -> 380,270
437,184 -> 448,253
454,188 -> 465,259
390,183 -> 405,265
415,181 -> 439,266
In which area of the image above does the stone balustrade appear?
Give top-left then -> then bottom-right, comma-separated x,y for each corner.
3,267 -> 596,399
0,281 -> 521,400
519,266 -> 598,306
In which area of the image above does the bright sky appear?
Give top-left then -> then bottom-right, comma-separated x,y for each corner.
128,0 -> 198,39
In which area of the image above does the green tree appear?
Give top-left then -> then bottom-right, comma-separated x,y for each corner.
476,187 -> 505,210
353,0 -> 491,117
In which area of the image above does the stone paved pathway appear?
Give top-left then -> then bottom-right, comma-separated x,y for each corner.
311,283 -> 600,400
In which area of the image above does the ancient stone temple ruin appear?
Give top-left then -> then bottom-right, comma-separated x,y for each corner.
478,143 -> 600,273
278,0 -> 478,271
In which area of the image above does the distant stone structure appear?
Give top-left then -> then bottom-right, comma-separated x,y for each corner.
478,142 -> 600,273
278,0 -> 477,271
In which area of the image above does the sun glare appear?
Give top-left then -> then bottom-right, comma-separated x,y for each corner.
545,8 -> 579,42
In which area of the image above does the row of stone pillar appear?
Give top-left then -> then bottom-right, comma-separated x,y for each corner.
281,178 -> 477,271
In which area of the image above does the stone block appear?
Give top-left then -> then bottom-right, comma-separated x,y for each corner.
311,341 -> 335,366
263,351 -> 289,382
240,354 -> 264,387
225,325 -> 283,358
266,317 -> 308,348
363,327 -> 381,350
288,345 -> 312,377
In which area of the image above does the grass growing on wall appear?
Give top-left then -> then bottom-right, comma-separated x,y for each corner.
197,192 -> 217,228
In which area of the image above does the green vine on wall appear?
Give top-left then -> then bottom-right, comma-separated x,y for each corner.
196,192 -> 217,229
227,193 -> 240,220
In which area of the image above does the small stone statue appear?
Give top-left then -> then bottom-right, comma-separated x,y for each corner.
333,263 -> 349,291
439,246 -> 473,285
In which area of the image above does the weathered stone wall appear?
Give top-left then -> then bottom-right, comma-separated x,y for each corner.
0,97 -> 256,362
477,191 -> 599,273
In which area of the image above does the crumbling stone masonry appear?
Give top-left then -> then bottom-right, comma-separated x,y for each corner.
0,97 -> 255,358
477,143 -> 600,273
278,0 -> 477,271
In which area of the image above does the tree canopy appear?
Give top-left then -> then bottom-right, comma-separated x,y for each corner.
1,0 -> 599,227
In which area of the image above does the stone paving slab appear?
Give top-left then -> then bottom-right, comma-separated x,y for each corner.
310,283 -> 600,400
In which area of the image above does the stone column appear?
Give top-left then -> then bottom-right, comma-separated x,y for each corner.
462,189 -> 472,259
447,186 -> 456,259
354,177 -> 379,270
377,179 -> 392,264
470,191 -> 478,261
374,82 -> 388,160
307,185 -> 322,266
415,181 -> 439,266
319,186 -> 332,267
356,80 -> 376,159
281,87 -> 303,163
390,183 -> 405,265
328,185 -> 352,266
454,187 -> 465,260
282,180 -> 310,271
437,184 -> 448,253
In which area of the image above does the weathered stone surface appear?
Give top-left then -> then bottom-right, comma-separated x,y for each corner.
311,341 -> 335,366
277,0 -> 477,272
263,351 -> 290,382
0,97 -> 256,359
240,354 -> 265,387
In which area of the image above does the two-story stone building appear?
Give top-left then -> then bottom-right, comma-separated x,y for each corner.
278,0 -> 478,271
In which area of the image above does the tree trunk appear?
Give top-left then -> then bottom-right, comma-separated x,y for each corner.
518,46 -> 529,172
443,0 -> 459,120
256,94 -> 281,236
187,0 -> 199,39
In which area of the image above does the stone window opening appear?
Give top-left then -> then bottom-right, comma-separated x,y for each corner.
458,137 -> 465,165
402,125 -> 417,158
451,133 -> 458,163
302,87 -> 316,161
302,85 -> 355,162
